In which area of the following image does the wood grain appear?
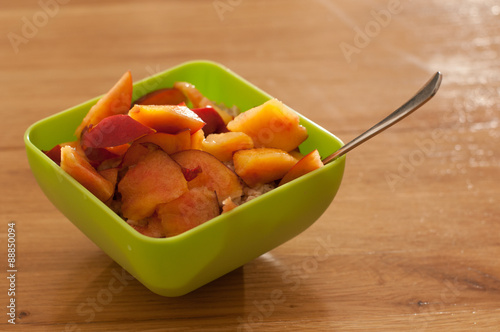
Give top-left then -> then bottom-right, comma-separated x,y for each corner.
1,0 -> 499,331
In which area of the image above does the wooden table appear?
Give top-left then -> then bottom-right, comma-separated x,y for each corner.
2,0 -> 499,330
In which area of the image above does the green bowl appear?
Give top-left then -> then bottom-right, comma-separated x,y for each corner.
24,60 -> 345,296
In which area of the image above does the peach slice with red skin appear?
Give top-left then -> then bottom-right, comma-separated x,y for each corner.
157,187 -> 220,237
227,98 -> 308,152
81,114 -> 154,148
171,149 -> 243,204
278,149 -> 324,186
60,146 -> 115,202
191,107 -> 227,135
174,81 -> 234,125
128,104 -> 205,134
118,148 -> 189,220
75,71 -> 133,138
133,87 -> 187,106
233,148 -> 298,187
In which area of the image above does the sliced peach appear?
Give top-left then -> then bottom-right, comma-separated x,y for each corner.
134,130 -> 191,155
201,132 -> 254,162
75,71 -> 133,137
120,141 -> 150,169
289,149 -> 305,160
227,99 -> 308,151
191,129 -> 205,150
118,149 -> 188,220
233,148 -> 298,187
128,214 -> 165,238
133,87 -> 186,106
191,107 -> 227,135
174,81 -> 233,124
98,167 -> 119,188
81,114 -> 154,148
105,143 -> 130,157
60,146 -> 115,202
221,197 -> 239,214
157,187 -> 220,237
128,104 -> 205,134
279,149 -> 324,186
44,144 -> 62,165
171,149 -> 243,204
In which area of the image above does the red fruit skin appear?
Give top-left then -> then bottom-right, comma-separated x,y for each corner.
191,107 -> 228,135
82,114 -> 154,148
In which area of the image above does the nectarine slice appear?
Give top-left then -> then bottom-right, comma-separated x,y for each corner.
174,81 -> 233,124
191,107 -> 227,135
233,148 -> 298,187
60,146 -> 115,202
201,132 -> 254,162
128,214 -> 165,238
278,149 -> 324,186
128,104 -> 205,134
227,99 -> 308,151
81,114 -> 154,148
118,149 -> 189,220
221,197 -> 239,214
75,71 -> 133,137
133,87 -> 187,106
191,129 -> 205,150
171,149 -> 243,204
157,187 -> 220,237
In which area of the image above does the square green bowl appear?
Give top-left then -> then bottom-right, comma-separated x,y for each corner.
24,60 -> 345,297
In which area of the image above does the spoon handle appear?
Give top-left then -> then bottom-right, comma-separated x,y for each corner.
322,71 -> 443,165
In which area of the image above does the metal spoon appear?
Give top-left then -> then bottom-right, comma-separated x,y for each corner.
322,72 -> 442,165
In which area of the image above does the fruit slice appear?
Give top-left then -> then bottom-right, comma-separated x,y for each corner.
233,148 -> 298,187
171,149 -> 243,204
60,146 -> 115,202
44,144 -> 62,165
191,129 -> 205,150
201,132 -> 254,162
174,81 -> 233,124
118,148 -> 189,220
84,146 -> 119,168
221,197 -> 239,214
227,98 -> 308,151
128,104 -> 205,134
98,167 -> 119,189
75,71 -> 133,137
119,141 -> 150,169
157,187 -> 220,237
134,130 -> 191,155
191,107 -> 227,135
133,87 -> 187,106
81,114 -> 154,148
278,149 -> 324,186
128,214 -> 165,238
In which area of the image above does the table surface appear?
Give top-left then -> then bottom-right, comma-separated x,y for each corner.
2,0 -> 500,331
